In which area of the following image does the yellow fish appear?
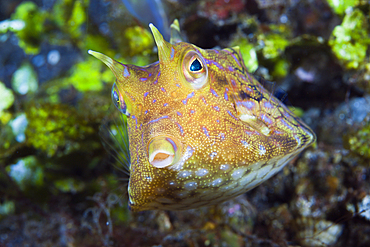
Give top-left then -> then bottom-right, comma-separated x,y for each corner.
89,20 -> 315,212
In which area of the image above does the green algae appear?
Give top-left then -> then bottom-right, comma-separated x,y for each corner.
259,32 -> 290,60
0,124 -> 16,151
329,9 -> 370,69
0,82 -> 14,111
68,57 -> 108,92
54,34 -> 118,92
0,81 -> 14,125
54,177 -> 86,193
53,0 -> 89,44
25,103 -> 94,157
8,0 -> 90,53
230,19 -> 293,79
271,58 -> 289,78
10,1 -> 47,54
345,121 -> 370,161
85,34 -> 116,59
327,0 -> 360,15
6,156 -> 44,191
0,200 -> 15,218
257,24 -> 292,60
9,113 -> 28,143
124,26 -> 154,57
11,62 -> 38,95
288,106 -> 304,118
230,38 -> 258,73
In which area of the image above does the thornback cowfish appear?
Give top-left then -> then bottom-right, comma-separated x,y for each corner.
88,20 -> 316,212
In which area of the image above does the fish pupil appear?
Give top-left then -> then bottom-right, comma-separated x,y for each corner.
190,58 -> 202,72
111,86 -> 127,114
112,91 -> 119,106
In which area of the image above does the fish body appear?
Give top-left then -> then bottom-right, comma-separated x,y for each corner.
89,20 -> 315,212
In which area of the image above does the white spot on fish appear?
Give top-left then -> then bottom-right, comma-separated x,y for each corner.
259,144 -> 266,156
178,170 -> 192,179
241,140 -> 249,148
210,151 -> 217,159
123,66 -> 130,77
211,178 -> 223,187
196,168 -> 208,177
294,134 -> 302,147
176,191 -> 189,198
232,168 -> 246,180
184,181 -> 198,190
220,164 -> 229,171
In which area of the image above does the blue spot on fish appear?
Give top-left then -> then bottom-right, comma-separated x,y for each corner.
187,91 -> 195,99
123,66 -> 130,77
166,137 -> 178,152
202,126 -> 210,137
170,47 -> 175,60
210,88 -> 218,97
231,53 -> 241,67
132,115 -> 138,127
175,122 -> 184,135
148,115 -> 169,124
227,110 -> 238,121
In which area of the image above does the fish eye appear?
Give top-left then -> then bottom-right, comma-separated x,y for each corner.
190,58 -> 202,72
111,83 -> 129,115
147,136 -> 181,168
182,51 -> 208,89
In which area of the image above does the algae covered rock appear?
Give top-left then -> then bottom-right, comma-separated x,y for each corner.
329,9 -> 370,69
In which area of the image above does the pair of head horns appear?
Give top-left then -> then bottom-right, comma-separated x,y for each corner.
88,22 -> 180,79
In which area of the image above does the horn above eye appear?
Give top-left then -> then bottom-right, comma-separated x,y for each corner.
182,51 -> 208,89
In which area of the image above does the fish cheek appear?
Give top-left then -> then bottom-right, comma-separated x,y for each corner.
127,120 -> 185,211
128,160 -> 180,211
